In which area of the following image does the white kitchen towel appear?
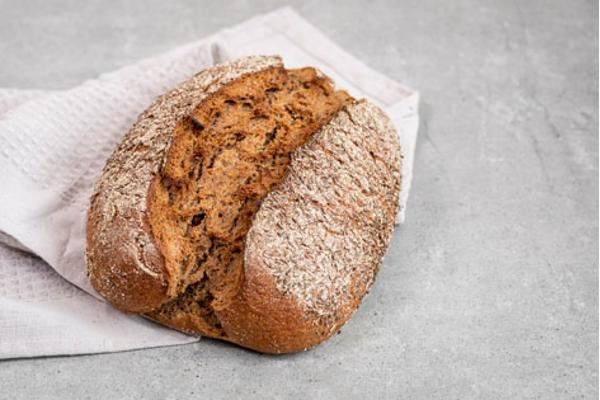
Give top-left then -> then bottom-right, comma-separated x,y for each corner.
0,7 -> 419,359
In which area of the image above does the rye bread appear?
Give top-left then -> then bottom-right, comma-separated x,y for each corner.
86,55 -> 401,353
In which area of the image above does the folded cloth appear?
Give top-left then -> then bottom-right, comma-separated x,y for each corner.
0,7 -> 419,359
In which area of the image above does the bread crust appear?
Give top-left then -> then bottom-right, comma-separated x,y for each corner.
86,57 -> 401,353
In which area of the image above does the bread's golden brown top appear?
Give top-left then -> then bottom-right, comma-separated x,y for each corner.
246,101 -> 401,321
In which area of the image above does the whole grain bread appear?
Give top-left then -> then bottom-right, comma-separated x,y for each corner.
86,55 -> 401,353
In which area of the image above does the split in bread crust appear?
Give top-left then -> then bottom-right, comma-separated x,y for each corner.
146,67 -> 352,337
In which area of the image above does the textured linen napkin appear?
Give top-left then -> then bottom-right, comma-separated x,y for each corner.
0,7 -> 419,358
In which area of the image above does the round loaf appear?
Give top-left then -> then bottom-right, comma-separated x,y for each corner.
86,55 -> 401,353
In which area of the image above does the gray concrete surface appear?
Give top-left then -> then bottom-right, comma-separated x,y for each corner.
0,0 -> 597,398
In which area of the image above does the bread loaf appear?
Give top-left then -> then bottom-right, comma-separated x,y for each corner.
86,55 -> 401,353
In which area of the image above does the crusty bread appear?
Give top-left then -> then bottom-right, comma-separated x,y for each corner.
86,55 -> 401,353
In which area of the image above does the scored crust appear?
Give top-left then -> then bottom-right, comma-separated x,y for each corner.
86,56 -> 283,312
